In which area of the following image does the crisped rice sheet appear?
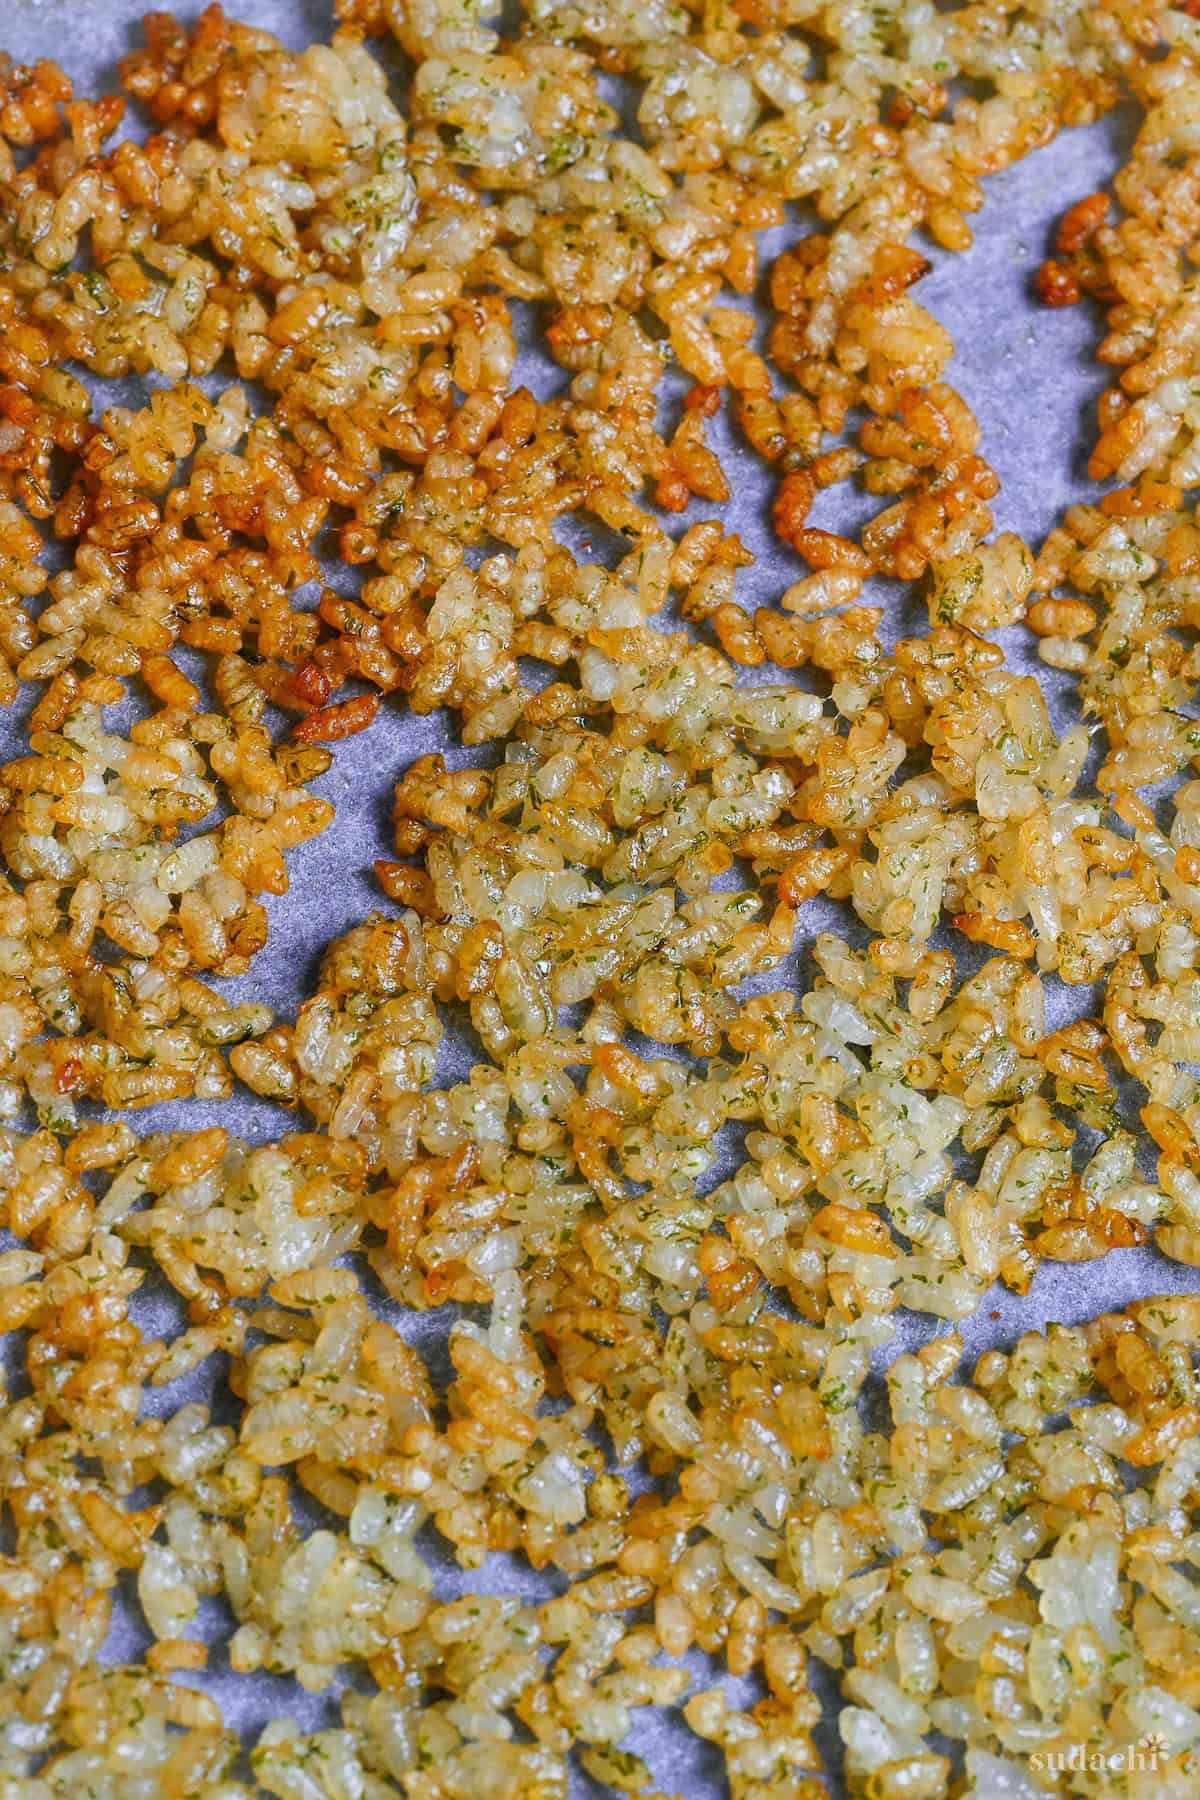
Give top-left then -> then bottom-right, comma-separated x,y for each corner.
1,0 -> 1200,1796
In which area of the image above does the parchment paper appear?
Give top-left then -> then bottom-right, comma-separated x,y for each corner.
2,5 -> 1196,1792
